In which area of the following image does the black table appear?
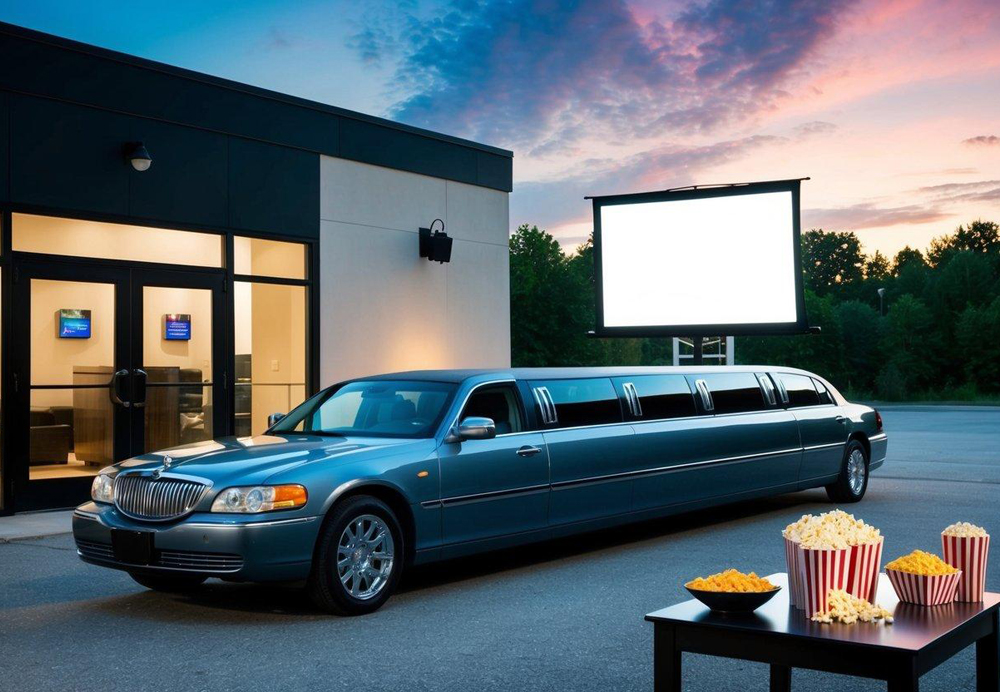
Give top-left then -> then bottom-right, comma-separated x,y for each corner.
645,573 -> 999,691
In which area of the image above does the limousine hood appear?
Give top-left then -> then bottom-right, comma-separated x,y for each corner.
114,434 -> 422,487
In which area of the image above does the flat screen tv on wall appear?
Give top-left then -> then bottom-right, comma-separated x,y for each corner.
58,309 -> 92,339
589,179 -> 808,337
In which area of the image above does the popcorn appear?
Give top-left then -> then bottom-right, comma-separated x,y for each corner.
686,569 -> 776,593
811,589 -> 893,625
886,550 -> 958,576
783,510 -> 882,549
942,522 -> 988,538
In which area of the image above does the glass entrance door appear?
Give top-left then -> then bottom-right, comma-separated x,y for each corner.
12,261 -> 226,511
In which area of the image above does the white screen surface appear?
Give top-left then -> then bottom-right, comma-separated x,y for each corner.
599,190 -> 798,329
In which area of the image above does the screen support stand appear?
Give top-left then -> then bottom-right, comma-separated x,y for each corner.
690,336 -> 703,365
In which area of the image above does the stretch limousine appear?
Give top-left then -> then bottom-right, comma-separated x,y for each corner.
73,366 -> 886,615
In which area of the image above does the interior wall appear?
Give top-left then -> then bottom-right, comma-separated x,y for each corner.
13,213 -> 223,267
30,279 -> 116,408
141,286 -> 213,379
318,157 -> 510,385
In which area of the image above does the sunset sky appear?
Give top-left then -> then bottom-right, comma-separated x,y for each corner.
5,0 -> 999,259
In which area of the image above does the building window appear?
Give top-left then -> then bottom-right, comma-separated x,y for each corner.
234,236 -> 310,436
12,213 -> 223,267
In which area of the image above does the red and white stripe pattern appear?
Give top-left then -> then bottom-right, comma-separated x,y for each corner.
886,567 -> 962,606
942,533 -> 990,602
785,537 -> 883,613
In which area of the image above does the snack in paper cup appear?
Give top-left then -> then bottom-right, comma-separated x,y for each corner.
886,568 -> 961,606
885,550 -> 961,606
783,510 -> 883,611
941,523 -> 990,602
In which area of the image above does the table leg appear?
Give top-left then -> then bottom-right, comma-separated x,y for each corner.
887,660 -> 919,692
977,610 -> 999,692
653,624 -> 681,692
769,664 -> 791,692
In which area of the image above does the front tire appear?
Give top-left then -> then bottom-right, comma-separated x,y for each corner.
826,440 -> 869,503
307,495 -> 404,616
130,572 -> 206,593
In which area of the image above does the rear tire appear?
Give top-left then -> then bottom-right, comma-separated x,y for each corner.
130,572 -> 207,593
826,440 -> 869,503
307,495 -> 404,616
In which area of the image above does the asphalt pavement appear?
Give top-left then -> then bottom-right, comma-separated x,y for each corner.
1,405 -> 998,691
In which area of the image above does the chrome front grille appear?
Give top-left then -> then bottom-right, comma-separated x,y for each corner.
114,474 -> 207,521
157,550 -> 243,571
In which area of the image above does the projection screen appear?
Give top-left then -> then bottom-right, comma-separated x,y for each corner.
592,179 -> 808,337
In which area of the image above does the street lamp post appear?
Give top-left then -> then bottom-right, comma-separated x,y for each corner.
877,287 -> 886,316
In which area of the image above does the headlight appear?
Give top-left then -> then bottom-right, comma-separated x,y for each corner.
91,472 -> 116,504
210,485 -> 308,513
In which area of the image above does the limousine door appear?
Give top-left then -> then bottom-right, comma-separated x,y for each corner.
438,382 -> 549,548
630,373 -> 801,511
776,373 -> 846,484
530,378 -> 636,526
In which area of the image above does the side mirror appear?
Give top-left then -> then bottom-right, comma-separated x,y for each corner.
267,412 -> 286,428
454,416 -> 496,441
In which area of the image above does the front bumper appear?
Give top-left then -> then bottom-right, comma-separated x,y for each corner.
72,502 -> 321,582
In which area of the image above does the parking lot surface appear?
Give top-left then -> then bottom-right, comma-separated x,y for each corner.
1,405 -> 997,691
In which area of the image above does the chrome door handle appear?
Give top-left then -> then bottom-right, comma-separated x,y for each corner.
835,416 -> 847,423
516,445 -> 542,457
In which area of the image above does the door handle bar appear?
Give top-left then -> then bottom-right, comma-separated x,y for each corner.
109,369 -> 131,408
516,445 -> 542,457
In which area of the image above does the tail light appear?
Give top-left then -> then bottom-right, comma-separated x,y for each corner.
875,409 -> 883,432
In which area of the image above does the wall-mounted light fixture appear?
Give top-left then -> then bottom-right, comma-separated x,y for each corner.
419,218 -> 453,263
123,141 -> 153,172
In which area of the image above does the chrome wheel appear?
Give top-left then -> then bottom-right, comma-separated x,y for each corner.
847,448 -> 866,495
337,514 -> 395,601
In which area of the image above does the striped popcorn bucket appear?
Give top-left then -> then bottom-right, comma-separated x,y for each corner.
886,568 -> 962,606
785,537 -> 884,613
941,533 -> 990,602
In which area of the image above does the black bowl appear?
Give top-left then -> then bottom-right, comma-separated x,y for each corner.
685,586 -> 782,613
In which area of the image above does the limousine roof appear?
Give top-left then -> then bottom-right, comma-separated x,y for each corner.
364,365 -> 820,384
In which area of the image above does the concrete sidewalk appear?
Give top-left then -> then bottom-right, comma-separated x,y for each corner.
0,510 -> 74,542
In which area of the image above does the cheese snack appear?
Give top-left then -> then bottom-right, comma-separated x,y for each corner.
686,569 -> 776,593
886,550 -> 958,576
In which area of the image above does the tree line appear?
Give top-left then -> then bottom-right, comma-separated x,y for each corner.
509,220 -> 1000,401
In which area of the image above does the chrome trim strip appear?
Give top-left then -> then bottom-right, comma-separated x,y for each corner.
183,516 -> 320,529
73,509 -> 101,521
425,446 -> 805,506
801,441 -> 846,452
551,447 -> 804,489
869,433 -> 888,442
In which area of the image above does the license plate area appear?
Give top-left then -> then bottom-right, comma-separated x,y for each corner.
111,529 -> 154,565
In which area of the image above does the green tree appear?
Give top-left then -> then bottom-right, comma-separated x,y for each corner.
509,224 -> 591,366
801,230 -> 865,296
879,294 -> 937,394
927,220 -> 1000,269
865,251 -> 890,281
955,297 -> 1000,392
836,300 -> 881,392
893,246 -> 926,275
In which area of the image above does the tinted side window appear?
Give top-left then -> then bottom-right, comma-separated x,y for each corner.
813,378 -> 834,405
780,374 -> 820,407
629,376 -> 696,419
461,385 -> 524,434
701,373 -> 766,414
532,378 -> 622,428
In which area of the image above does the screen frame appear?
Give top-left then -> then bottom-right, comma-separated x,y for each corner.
591,178 -> 809,338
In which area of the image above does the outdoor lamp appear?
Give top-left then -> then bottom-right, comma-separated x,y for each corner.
124,141 -> 152,171
419,218 -> 453,263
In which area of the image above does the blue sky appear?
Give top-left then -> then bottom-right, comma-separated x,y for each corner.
4,0 -> 1000,257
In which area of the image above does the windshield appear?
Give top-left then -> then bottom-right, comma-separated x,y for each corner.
271,380 -> 457,438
